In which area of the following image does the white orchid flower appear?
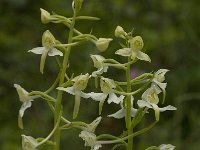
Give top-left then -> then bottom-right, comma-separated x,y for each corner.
86,116 -> 102,133
28,30 -> 63,74
137,86 -> 176,121
90,55 -> 109,77
108,96 -> 137,119
152,69 -> 169,103
57,73 -> 90,118
14,84 -> 38,129
115,36 -> 151,62
22,135 -> 38,150
115,26 -> 127,39
89,77 -> 124,115
145,144 -> 175,150
79,131 -> 102,150
95,38 -> 113,52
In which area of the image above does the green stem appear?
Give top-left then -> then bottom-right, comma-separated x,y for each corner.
29,91 -> 56,102
126,57 -> 133,150
54,12 -> 76,150
97,121 -> 158,145
37,109 -> 62,148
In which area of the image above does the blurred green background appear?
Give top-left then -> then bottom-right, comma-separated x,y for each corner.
0,0 -> 200,149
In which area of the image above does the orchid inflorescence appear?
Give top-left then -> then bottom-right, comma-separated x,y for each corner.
14,0 -> 177,150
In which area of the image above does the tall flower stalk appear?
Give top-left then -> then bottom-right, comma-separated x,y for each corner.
14,1 -> 177,150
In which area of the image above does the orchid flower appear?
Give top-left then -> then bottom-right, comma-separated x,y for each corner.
115,26 -> 127,39
95,38 -> 113,52
115,36 -> 151,62
108,96 -> 137,119
152,69 -> 169,103
22,135 -> 38,150
89,77 -> 124,115
90,55 -> 109,77
78,117 -> 102,150
137,86 -> 176,121
86,116 -> 102,133
57,73 -> 90,118
14,84 -> 38,129
79,131 -> 102,150
145,144 -> 175,150
28,30 -> 63,74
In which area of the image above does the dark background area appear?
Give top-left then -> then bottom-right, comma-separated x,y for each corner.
0,0 -> 200,149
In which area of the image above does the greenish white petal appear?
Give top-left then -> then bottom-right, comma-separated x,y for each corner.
151,103 -> 160,121
115,26 -> 127,39
88,92 -> 107,101
87,116 -> 102,132
137,100 -> 152,108
135,50 -> 151,62
42,30 -> 56,49
90,55 -> 105,68
14,84 -> 31,102
48,48 -> 63,56
72,73 -> 90,91
142,87 -> 159,105
79,131 -> 101,150
95,38 -> 113,52
40,8 -> 51,24
28,47 -> 46,55
92,66 -> 108,77
100,77 -> 116,93
108,108 -> 125,119
80,91 -> 91,99
159,144 -> 175,150
155,69 -> 169,83
129,36 -> 144,51
115,48 -> 132,57
57,87 -> 75,95
22,135 -> 38,150
107,93 -> 124,104
159,105 -> 177,112
19,100 -> 32,118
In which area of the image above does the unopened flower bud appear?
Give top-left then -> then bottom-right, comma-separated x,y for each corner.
130,36 -> 144,51
40,8 -> 51,24
95,38 -> 113,52
72,0 -> 84,13
115,26 -> 127,39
